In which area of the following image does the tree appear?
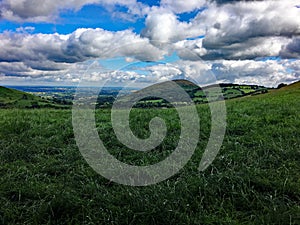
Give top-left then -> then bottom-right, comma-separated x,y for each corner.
277,83 -> 287,89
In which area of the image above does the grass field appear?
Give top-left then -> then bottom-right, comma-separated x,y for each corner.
0,82 -> 299,224
0,86 -> 70,109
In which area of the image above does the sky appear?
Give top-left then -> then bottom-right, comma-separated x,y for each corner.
0,0 -> 299,87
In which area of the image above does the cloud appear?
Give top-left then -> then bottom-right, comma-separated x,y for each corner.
193,0 -> 300,60
142,1 -> 300,61
64,28 -> 165,61
0,0 -> 149,22
137,60 -> 218,85
1,0 -> 72,22
0,62 -> 31,75
280,37 -> 300,58
140,63 -> 183,82
16,26 -> 35,33
202,1 -> 300,45
174,36 -> 290,61
211,59 -> 300,86
0,61 -> 71,81
212,0 -> 264,4
0,28 -> 164,63
142,8 -> 205,43
160,0 -> 206,13
0,28 -> 165,80
135,58 -> 300,87
0,31 -> 70,63
202,36 -> 290,60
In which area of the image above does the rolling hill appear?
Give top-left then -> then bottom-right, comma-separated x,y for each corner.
277,80 -> 300,91
127,79 -> 269,108
0,80 -> 292,109
0,86 -> 70,109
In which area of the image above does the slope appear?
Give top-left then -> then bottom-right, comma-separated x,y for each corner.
0,86 -> 69,109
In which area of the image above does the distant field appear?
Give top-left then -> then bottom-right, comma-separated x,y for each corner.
1,81 -> 269,109
131,80 -> 269,107
0,82 -> 299,224
0,86 -> 70,109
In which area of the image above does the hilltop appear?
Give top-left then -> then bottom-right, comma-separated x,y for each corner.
278,80 -> 300,91
129,79 -> 269,108
0,86 -> 70,109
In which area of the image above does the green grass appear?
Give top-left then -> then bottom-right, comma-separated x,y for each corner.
0,83 -> 299,224
136,81 -> 269,107
0,86 -> 70,109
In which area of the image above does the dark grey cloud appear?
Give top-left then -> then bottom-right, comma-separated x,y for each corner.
280,38 -> 300,58
202,36 -> 289,60
176,35 -> 290,62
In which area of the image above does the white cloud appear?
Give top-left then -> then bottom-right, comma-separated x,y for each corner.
142,1 -> 300,60
211,59 -> 300,87
0,31 -> 69,63
137,60 -> 216,85
135,59 -> 300,87
142,8 -> 205,43
64,28 -> 165,61
0,28 -> 165,63
0,28 -> 165,81
16,26 -> 35,33
160,0 -> 206,13
141,63 -> 183,82
202,1 -> 300,44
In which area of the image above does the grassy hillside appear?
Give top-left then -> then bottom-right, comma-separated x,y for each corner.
0,86 -> 70,109
278,80 -> 300,91
133,79 -> 269,108
0,82 -> 299,224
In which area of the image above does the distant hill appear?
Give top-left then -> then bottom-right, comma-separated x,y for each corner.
175,80 -> 269,101
172,79 -> 200,91
122,79 -> 269,108
0,86 -> 70,109
278,80 -> 300,91
1,79 -> 284,109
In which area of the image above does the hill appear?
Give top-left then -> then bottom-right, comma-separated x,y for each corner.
0,86 -> 70,109
172,79 -> 200,91
0,78 -> 299,224
128,79 -> 269,108
278,80 -> 300,91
